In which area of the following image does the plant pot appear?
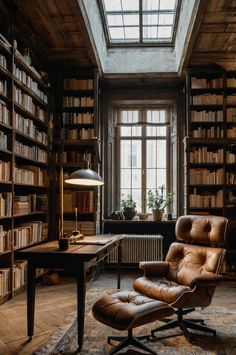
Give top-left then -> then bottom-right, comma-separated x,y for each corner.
152,209 -> 163,221
123,207 -> 136,220
138,213 -> 149,220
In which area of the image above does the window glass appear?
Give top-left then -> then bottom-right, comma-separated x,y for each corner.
118,108 -> 168,212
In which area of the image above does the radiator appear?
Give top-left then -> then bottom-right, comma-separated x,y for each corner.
108,234 -> 163,264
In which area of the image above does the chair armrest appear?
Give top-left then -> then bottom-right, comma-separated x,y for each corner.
139,261 -> 169,277
190,274 -> 224,288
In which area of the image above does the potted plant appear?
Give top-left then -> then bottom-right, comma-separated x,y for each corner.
120,194 -> 137,220
147,186 -> 174,221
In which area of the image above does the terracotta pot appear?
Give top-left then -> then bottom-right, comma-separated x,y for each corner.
152,209 -> 163,221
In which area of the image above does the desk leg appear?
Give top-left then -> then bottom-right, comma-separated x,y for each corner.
27,262 -> 36,340
117,243 -> 122,289
77,263 -> 86,351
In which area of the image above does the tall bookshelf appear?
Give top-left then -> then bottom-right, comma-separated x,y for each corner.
52,69 -> 101,238
0,34 -> 50,304
184,67 -> 236,218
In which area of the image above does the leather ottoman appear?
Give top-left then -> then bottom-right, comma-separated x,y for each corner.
92,289 -> 174,355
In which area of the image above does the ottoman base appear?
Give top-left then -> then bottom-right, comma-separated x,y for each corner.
108,329 -> 155,355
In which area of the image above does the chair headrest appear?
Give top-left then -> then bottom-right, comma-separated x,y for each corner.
175,215 -> 228,246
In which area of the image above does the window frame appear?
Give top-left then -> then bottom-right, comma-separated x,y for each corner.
116,106 -> 171,213
98,0 -> 181,47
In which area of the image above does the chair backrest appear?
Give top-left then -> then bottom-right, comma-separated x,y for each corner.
165,215 -> 228,286
175,215 -> 228,246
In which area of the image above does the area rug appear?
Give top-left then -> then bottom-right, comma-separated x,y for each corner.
33,287 -> 236,355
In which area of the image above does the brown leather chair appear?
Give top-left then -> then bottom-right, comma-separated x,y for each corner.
133,215 -> 228,341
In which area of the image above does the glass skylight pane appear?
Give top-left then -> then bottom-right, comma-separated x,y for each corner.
143,0 -> 159,11
124,27 -> 139,39
104,0 -> 122,11
159,13 -> 174,25
160,0 -> 176,10
143,14 -> 158,26
123,14 -> 139,26
110,27 -> 125,39
158,26 -> 172,38
107,14 -> 123,26
121,0 -> 139,11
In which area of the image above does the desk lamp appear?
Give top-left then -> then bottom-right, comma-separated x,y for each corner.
60,160 -> 104,241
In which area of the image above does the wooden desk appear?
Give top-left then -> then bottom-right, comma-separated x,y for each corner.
16,234 -> 123,351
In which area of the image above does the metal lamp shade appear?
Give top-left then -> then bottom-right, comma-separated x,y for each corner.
64,168 -> 104,186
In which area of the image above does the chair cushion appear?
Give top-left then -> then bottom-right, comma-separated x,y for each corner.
92,290 -> 174,331
133,276 -> 191,304
175,215 -> 228,246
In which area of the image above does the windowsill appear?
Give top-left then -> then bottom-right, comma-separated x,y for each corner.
103,219 -> 176,223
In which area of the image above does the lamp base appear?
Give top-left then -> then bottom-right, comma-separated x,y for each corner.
70,230 -> 84,243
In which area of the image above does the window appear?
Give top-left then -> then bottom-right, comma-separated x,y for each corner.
117,108 -> 169,212
100,0 -> 179,45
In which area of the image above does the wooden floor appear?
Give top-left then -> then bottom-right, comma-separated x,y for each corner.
0,269 -> 141,355
0,269 -> 235,355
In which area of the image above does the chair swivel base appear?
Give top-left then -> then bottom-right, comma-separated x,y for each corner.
151,308 -> 216,342
108,329 -> 155,355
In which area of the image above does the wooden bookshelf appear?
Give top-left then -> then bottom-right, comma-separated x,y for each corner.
51,69 -> 101,238
0,30 -> 50,304
185,67 -> 236,218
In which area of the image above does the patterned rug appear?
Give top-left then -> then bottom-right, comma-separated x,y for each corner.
33,287 -> 236,355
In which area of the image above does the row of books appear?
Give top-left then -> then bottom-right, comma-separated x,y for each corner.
0,79 -> 7,96
62,112 -> 94,124
64,128 -> 95,140
16,113 -> 48,145
189,147 -> 224,163
191,94 -> 223,105
63,220 -> 96,236
227,95 -> 236,105
0,160 -> 11,181
14,165 -> 47,185
13,221 -> 48,249
0,268 -> 10,297
0,101 -> 10,126
227,108 -> 236,122
226,172 -> 236,185
191,77 -> 223,89
14,65 -> 48,103
13,194 -> 47,215
0,225 -> 11,253
192,126 -> 224,138
14,88 -> 47,122
0,130 -> 7,150
0,192 -> 12,217
0,221 -> 48,254
227,127 -> 236,138
13,260 -> 27,291
189,168 -> 224,185
191,110 -> 223,122
14,140 -> 47,163
226,152 -> 236,164
189,189 -> 223,208
63,78 -> 93,90
62,151 -> 92,164
64,190 -> 94,213
0,54 -> 7,70
63,96 -> 94,107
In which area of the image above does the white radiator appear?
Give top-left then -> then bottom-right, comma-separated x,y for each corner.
108,234 -> 163,264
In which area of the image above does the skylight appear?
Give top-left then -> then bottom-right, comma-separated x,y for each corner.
100,0 -> 179,45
